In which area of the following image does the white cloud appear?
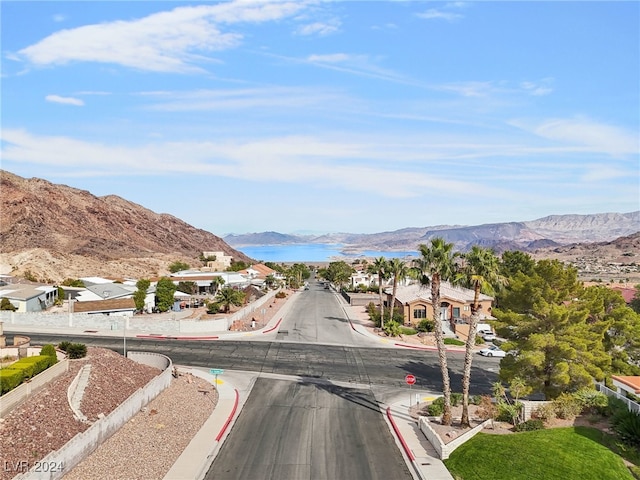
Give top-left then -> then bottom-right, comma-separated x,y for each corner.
296,20 -> 340,36
16,1 -> 307,73
306,53 -> 350,63
416,9 -> 462,21
520,79 -> 554,96
52,14 -> 66,23
529,117 -> 639,156
45,94 -> 84,106
0,129 -> 481,198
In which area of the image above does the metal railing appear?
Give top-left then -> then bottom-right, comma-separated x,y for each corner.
595,382 -> 640,414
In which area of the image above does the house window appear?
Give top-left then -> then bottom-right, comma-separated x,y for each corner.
413,308 -> 427,319
453,307 -> 460,318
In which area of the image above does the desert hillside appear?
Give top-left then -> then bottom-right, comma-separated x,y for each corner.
0,170 -> 252,281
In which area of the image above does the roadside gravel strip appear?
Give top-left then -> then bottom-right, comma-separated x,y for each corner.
65,373 -> 217,480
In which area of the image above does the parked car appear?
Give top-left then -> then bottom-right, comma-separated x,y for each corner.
479,345 -> 506,357
482,332 -> 496,342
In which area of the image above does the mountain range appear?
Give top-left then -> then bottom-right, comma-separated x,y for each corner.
224,212 -> 640,254
0,169 -> 637,282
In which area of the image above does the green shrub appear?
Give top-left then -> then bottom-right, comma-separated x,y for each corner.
451,392 -> 463,407
497,401 -> 522,425
553,392 -> 583,420
612,409 -> 640,447
475,335 -> 484,345
444,338 -> 465,346
416,319 -> 434,333
0,368 -> 24,394
514,418 -> 545,432
427,401 -> 444,416
470,395 -> 482,405
58,341 -> 72,352
40,344 -> 58,363
383,321 -> 402,337
67,343 -> 87,359
574,388 -> 608,413
206,302 -> 221,314
18,355 -> 53,377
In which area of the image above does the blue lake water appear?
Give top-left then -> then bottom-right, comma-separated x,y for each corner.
237,244 -> 419,263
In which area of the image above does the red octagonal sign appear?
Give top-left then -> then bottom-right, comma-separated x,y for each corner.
405,374 -> 416,385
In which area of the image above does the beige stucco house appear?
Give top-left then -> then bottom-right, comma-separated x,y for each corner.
385,281 -> 494,329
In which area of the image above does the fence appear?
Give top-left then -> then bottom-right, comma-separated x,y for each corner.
595,382 -> 640,414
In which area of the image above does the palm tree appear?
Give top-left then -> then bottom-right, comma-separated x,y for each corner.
368,257 -> 389,329
459,246 -> 506,427
414,238 -> 459,426
215,286 -> 245,313
387,258 -> 409,325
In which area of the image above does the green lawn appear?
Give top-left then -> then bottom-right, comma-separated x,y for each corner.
444,427 -> 634,480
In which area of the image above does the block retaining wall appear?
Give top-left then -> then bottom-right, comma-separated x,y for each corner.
14,352 -> 172,480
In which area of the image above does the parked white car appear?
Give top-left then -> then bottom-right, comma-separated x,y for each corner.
479,345 -> 506,357
482,332 -> 497,342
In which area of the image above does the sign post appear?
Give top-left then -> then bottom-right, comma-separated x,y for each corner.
210,368 -> 224,388
405,374 -> 416,406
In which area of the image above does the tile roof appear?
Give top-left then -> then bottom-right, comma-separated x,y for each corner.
73,298 -> 136,313
388,281 -> 493,305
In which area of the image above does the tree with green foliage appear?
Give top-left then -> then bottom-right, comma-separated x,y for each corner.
459,246 -> 506,427
215,287 -> 245,313
210,276 -> 225,294
61,278 -> 86,287
155,277 -> 177,312
387,258 -> 409,323
199,252 -> 216,265
227,260 -> 249,272
168,261 -> 190,273
496,260 -> 612,399
264,274 -> 279,289
500,250 -> 535,279
286,263 -> 311,289
368,257 -> 389,329
0,298 -> 16,311
413,238 -> 459,425
133,278 -> 151,312
324,261 -> 354,291
631,284 -> 640,314
177,281 -> 198,295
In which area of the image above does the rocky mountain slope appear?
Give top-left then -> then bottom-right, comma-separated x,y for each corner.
0,170 -> 252,281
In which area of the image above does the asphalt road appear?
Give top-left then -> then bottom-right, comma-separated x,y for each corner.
206,377 -> 413,480
13,286 -> 501,480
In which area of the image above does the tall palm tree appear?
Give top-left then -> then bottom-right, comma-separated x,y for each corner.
368,257 -> 389,329
414,238 -> 459,426
459,246 -> 506,427
387,258 -> 409,324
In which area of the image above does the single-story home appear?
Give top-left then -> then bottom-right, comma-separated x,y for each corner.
72,298 -> 136,316
0,284 -> 58,312
385,281 -> 494,328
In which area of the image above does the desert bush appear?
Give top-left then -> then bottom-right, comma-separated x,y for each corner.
383,321 -> 402,337
475,395 -> 498,422
496,402 -> 522,424
275,291 -> 287,299
427,399 -> 444,416
514,418 -> 545,432
416,319 -> 434,333
451,392 -> 463,407
58,341 -> 72,352
553,392 -> 583,420
573,388 -> 608,413
532,402 -> 556,423
206,302 -> 221,314
67,343 -> 87,359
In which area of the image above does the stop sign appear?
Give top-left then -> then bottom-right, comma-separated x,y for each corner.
405,374 -> 416,385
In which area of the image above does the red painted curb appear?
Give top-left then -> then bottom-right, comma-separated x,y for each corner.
386,406 -> 415,461
262,318 -> 282,333
216,388 -> 240,442
174,336 -> 219,340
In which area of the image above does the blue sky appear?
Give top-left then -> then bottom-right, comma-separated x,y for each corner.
2,1 -> 638,235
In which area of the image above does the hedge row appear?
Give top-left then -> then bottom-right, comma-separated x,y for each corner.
0,354 -> 57,395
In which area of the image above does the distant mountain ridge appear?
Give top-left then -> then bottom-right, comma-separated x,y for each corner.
224,212 -> 640,254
